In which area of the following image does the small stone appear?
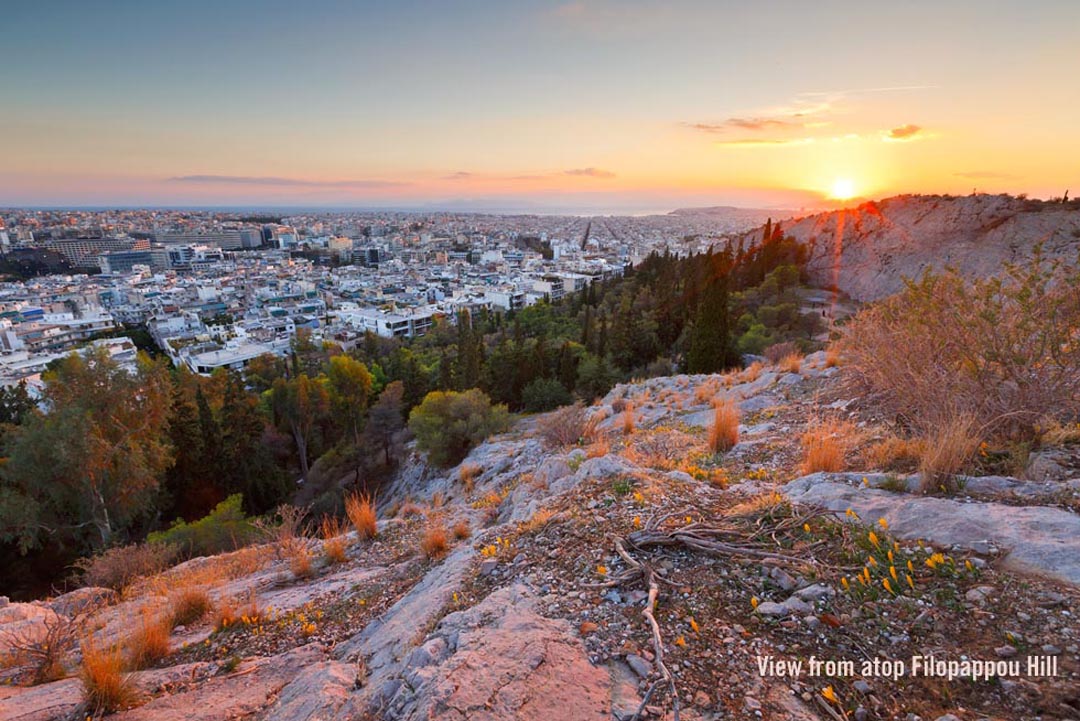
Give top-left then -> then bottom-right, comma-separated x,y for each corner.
794,583 -> 834,602
804,615 -> 821,630
743,696 -> 762,712
626,654 -> 653,679
693,691 -> 711,708
995,645 -> 1018,658
965,586 -> 995,604
853,679 -> 872,694
782,596 -> 814,615
512,553 -> 527,564
755,601 -> 789,618
855,708 -> 868,721
604,590 -> 623,605
934,715 -> 961,721
479,559 -> 498,576
1042,644 -> 1062,655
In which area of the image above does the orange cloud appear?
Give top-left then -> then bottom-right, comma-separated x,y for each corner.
883,124 -> 923,141
563,167 -> 616,178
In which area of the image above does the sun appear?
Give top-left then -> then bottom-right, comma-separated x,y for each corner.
830,178 -> 857,200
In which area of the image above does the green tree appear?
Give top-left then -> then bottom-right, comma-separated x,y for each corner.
326,355 -> 373,444
522,377 -> 573,412
687,253 -> 739,373
271,374 -> 329,482
408,389 -> 510,467
0,348 -> 173,553
365,380 -> 406,467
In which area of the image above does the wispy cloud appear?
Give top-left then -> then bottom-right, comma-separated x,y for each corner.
954,170 -> 1017,180
169,175 -> 407,188
882,124 -> 923,142
443,171 -> 474,181
713,138 -> 817,148
563,167 -> 616,178
689,118 -> 802,134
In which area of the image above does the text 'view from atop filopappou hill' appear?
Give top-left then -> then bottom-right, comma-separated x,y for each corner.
1,2 -> 1079,720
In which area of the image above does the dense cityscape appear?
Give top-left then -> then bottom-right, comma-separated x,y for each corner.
0,206 -> 784,388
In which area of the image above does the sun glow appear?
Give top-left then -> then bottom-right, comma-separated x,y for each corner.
830,178 -> 856,200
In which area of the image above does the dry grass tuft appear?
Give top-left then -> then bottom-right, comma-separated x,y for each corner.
693,380 -> 718,405
824,347 -> 841,368
345,492 -> 378,540
458,463 -> 482,491
863,435 -> 925,473
521,508 -> 556,534
73,543 -> 176,593
739,361 -> 764,383
214,593 -> 260,632
708,399 -> 740,453
319,516 -> 348,565
127,611 -> 170,669
800,418 -> 856,474
398,501 -> 425,518
918,415 -> 981,495
586,435 -> 610,459
169,587 -> 212,628
289,548 -> 314,579
622,402 -> 635,435
452,520 -> 471,540
420,525 -> 449,559
778,352 -> 803,374
80,637 -> 138,714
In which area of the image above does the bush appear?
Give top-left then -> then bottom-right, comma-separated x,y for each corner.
521,377 -> 573,412
74,542 -> 177,592
840,254 -> 1080,442
408,390 -> 510,467
536,402 -> 598,449
148,495 -> 255,559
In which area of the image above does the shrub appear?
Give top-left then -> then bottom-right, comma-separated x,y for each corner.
148,495 -> 255,559
420,525 -> 449,559
709,399 -> 740,453
800,419 -> 855,473
252,504 -> 309,559
408,389 -> 510,467
521,377 -> 573,412
840,254 -> 1080,442
4,610 -> 83,684
622,402 -> 635,435
73,542 -> 177,592
452,520 -> 471,540
919,415 -> 981,494
169,587 -> 212,627
345,492 -> 377,539
536,402 -> 598,449
80,637 -> 137,714
127,611 -> 170,669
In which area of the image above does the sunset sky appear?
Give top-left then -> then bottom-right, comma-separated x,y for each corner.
3,0 -> 1078,211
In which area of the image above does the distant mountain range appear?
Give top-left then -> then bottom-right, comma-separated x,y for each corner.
728,194 -> 1080,302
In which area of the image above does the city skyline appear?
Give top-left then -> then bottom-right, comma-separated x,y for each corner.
3,0 -> 1078,211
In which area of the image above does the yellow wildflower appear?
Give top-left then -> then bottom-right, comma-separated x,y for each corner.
690,617 -> 700,633
868,531 -> 880,548
889,566 -> 898,582
882,578 -> 894,594
878,517 -> 889,530
822,686 -> 838,704
751,596 -> 759,609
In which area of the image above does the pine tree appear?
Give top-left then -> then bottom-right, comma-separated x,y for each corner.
687,251 -> 738,373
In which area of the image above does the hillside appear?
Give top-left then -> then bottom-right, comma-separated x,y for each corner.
3,356 -> 1078,721
733,194 -> 1080,301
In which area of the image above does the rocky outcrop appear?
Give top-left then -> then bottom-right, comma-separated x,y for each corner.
784,472 -> 1080,585
381,584 -> 611,720
735,194 -> 1080,301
